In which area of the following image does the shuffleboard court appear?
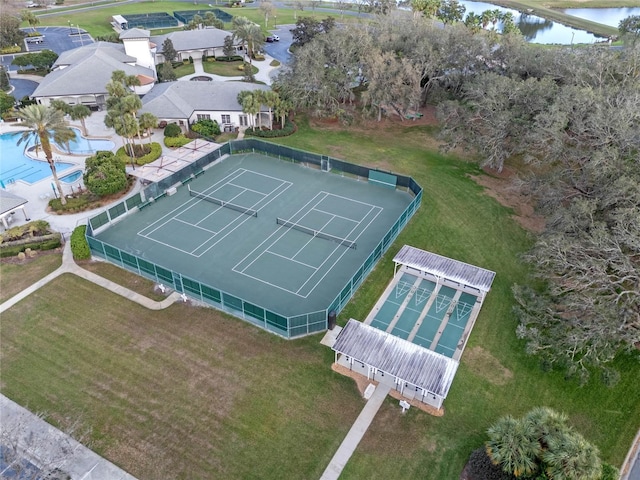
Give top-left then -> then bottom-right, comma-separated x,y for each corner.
93,153 -> 414,323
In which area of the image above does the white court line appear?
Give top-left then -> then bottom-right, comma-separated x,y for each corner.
193,178 -> 293,257
267,251 -> 318,269
173,217 -> 220,235
190,181 -> 293,258
291,214 -> 334,260
138,169 -> 246,237
312,208 -> 361,223
234,191 -> 384,298
296,203 -> 383,295
233,192 -> 329,278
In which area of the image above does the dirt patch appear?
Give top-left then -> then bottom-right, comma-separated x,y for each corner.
331,363 -> 444,416
465,346 -> 513,386
471,166 -> 545,233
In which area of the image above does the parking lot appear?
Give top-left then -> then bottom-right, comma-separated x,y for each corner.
1,26 -> 93,72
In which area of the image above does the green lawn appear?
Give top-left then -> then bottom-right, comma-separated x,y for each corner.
202,59 -> 258,76
0,253 -> 61,303
1,117 -> 638,478
172,62 -> 195,78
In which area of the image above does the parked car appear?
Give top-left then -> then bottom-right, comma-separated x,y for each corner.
265,35 -> 280,42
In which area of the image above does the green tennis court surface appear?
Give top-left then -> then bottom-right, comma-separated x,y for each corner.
93,152 -> 415,332
367,271 -> 478,359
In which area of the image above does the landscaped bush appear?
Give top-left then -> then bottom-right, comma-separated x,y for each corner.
0,220 -> 61,258
70,225 -> 91,260
164,123 -> 182,137
191,119 -> 220,137
164,135 -> 192,148
1,46 -> 21,54
117,142 -> 162,166
84,151 -> 127,197
244,120 -> 296,138
466,449 -> 516,480
216,55 -> 243,62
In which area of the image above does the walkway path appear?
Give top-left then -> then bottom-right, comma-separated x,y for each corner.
319,384 -> 391,480
0,240 -> 181,315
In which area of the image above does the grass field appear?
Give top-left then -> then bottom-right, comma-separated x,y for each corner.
203,60 -> 259,76
1,117 -> 639,479
0,252 -> 61,303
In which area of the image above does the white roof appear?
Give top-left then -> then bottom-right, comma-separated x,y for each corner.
332,319 -> 459,398
394,245 -> 496,292
0,190 -> 28,215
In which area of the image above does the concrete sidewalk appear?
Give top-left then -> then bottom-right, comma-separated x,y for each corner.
0,240 -> 181,314
320,384 -> 391,480
0,395 -> 137,480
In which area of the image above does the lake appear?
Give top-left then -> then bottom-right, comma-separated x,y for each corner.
561,7 -> 640,28
458,0 -> 603,44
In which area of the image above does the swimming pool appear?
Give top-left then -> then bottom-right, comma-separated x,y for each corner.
60,170 -> 83,184
55,128 -> 115,154
0,129 -> 114,185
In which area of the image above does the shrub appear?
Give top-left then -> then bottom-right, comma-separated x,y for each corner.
191,119 -> 220,137
0,220 -> 51,243
70,225 -> 91,260
164,123 -> 182,137
0,234 -> 61,258
216,55 -> 243,62
244,120 -> 296,138
164,135 -> 192,148
189,56 -> 193,64
84,151 -> 127,197
467,449 -> 516,480
601,463 -> 619,480
117,142 -> 162,166
1,46 -> 21,54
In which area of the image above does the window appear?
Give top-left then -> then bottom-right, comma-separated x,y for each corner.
239,115 -> 248,127
221,114 -> 231,124
197,114 -> 210,121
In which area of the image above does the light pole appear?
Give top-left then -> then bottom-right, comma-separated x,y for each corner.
77,25 -> 84,46
68,20 -> 71,35
274,15 -> 277,28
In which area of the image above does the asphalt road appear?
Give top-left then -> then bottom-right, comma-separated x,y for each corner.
262,25 -> 293,65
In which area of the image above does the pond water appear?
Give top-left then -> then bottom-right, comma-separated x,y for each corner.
458,0 -> 603,44
561,7 -> 640,28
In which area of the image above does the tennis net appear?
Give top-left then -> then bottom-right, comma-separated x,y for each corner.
276,217 -> 356,249
189,186 -> 258,217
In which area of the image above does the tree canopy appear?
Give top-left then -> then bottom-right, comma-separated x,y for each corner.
275,13 -> 640,382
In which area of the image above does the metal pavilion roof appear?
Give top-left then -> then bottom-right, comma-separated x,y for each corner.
393,245 -> 496,292
332,319 -> 459,398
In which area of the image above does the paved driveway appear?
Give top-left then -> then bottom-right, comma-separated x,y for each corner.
262,25 -> 293,65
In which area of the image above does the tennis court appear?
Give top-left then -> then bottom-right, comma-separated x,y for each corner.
91,150 -> 418,337
365,270 -> 479,360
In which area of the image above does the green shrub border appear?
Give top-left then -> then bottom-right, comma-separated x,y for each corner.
164,136 -> 192,148
70,225 -> 91,260
244,120 -> 296,138
117,142 -> 162,165
0,233 -> 61,258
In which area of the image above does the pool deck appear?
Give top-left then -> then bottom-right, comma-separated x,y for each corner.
0,111 -> 167,236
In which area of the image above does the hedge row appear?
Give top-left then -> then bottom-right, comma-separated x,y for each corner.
164,136 -> 192,148
0,233 -> 61,258
70,225 -> 91,260
244,120 -> 296,138
1,46 -> 21,54
117,142 -> 162,165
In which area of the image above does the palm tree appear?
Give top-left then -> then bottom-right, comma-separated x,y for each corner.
542,432 -> 601,480
237,91 -> 260,128
233,17 -> 263,65
70,104 -> 91,137
138,113 -> 158,143
13,105 -> 73,205
262,90 -> 279,130
486,415 -> 541,478
21,10 -> 40,32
